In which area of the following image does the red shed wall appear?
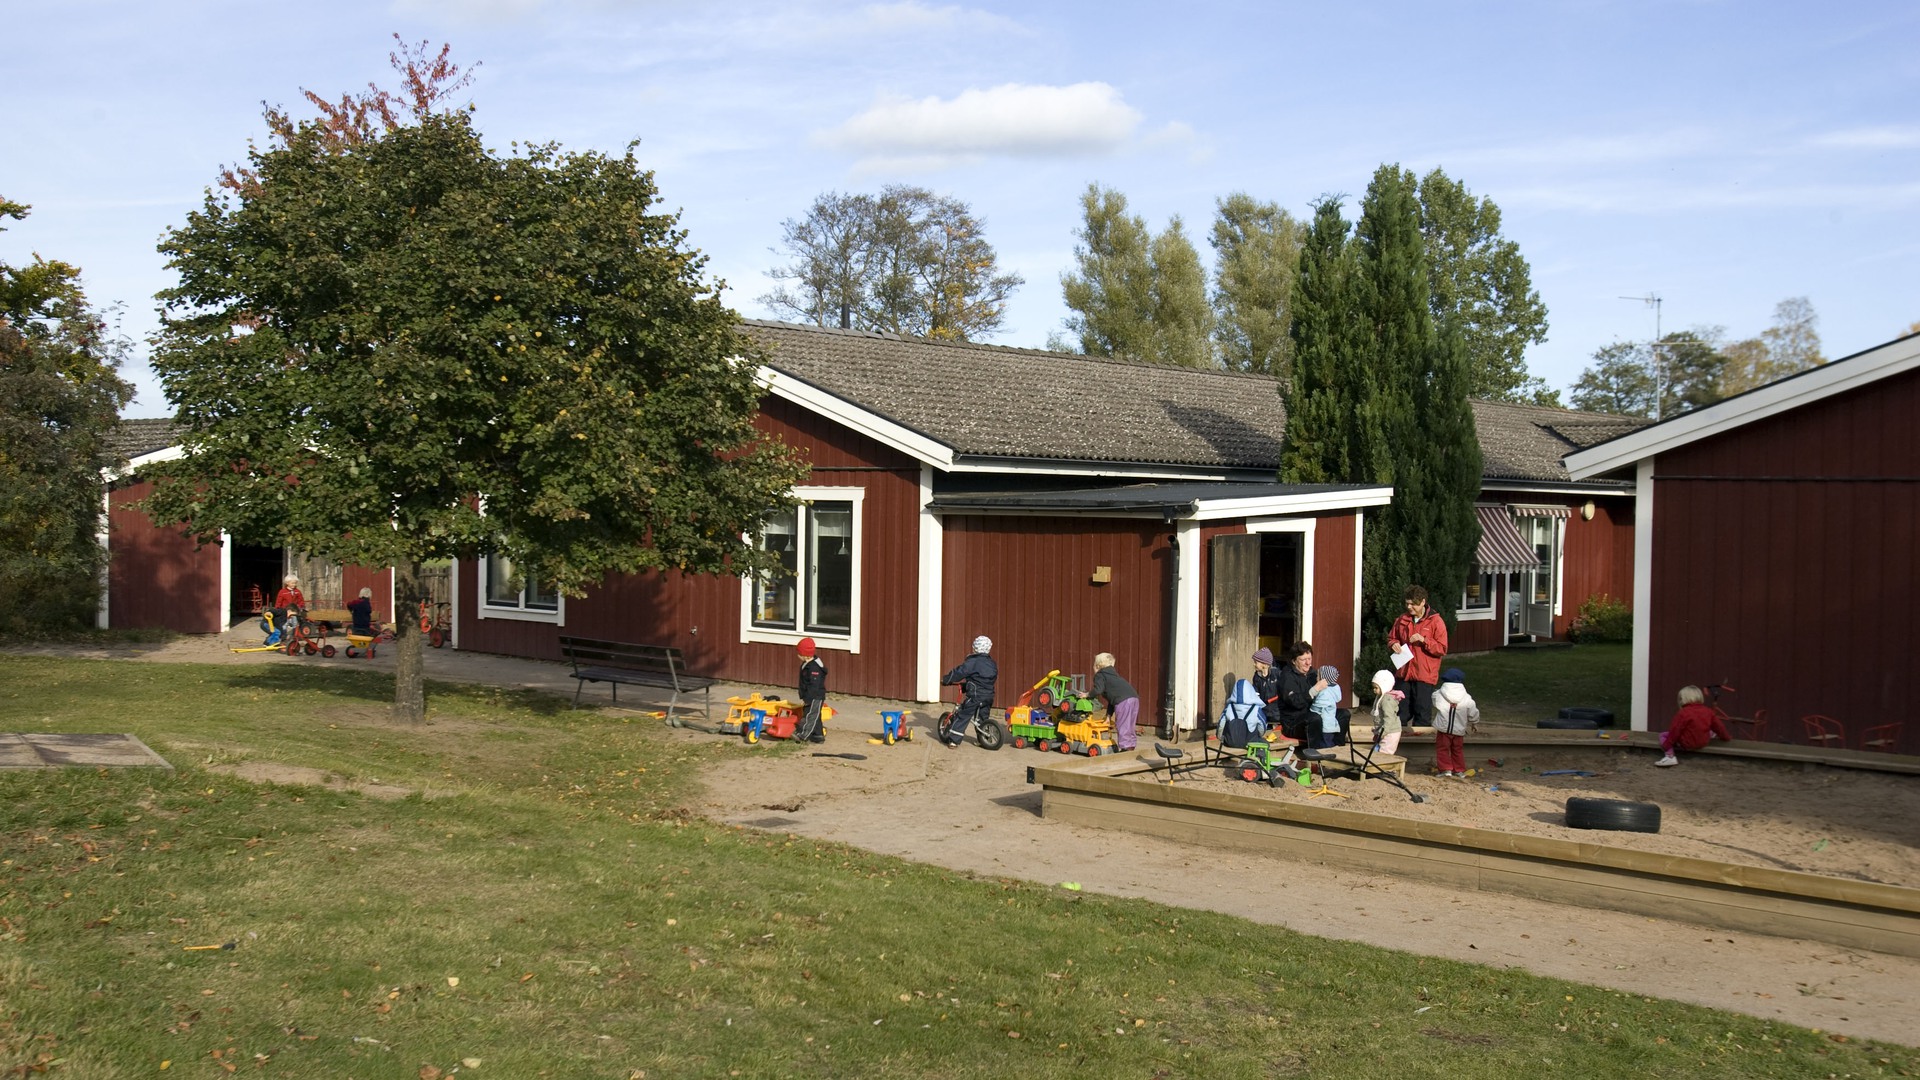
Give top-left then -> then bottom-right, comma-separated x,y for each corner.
941,515 -> 1171,716
1312,513 -> 1359,674
450,396 -> 926,699
1644,366 -> 1920,751
106,477 -> 224,634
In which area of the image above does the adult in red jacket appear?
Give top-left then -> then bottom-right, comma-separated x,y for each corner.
1387,585 -> 1448,730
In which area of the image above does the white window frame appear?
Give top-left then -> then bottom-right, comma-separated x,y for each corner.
1457,570 -> 1499,622
739,486 -> 863,653
477,554 -> 564,625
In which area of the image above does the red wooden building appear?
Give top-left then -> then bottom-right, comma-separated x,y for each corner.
1566,330 -> 1919,750
102,322 -> 1647,729
1456,401 -> 1641,652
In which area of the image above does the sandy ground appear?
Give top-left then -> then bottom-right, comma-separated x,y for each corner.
14,630 -> 1920,1048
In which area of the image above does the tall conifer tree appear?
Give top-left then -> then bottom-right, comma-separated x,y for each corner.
1284,169 -> 1482,673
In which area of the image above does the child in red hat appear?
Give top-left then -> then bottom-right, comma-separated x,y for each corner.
793,638 -> 827,743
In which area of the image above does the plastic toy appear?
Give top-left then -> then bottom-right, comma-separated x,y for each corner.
878,710 -> 912,744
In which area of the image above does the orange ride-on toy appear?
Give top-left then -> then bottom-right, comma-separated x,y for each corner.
419,601 -> 452,648
281,615 -> 335,658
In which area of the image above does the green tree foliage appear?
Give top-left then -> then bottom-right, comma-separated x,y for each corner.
1279,199 -> 1368,484
1568,342 -> 1655,416
1572,330 -> 1730,418
0,199 -> 136,634
1415,168 -> 1555,405
762,186 -> 1021,342
144,110 -> 804,722
1209,193 -> 1304,381
1284,169 -> 1482,673
1059,183 -> 1214,368
1720,296 -> 1826,396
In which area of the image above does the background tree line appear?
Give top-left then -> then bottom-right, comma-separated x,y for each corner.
769,169 -> 1554,406
1570,296 -> 1829,419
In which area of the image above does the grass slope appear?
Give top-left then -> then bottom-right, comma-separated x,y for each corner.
1,655 -> 1906,1079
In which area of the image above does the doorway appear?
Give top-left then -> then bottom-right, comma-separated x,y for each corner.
1205,529 -> 1308,733
229,543 -> 283,621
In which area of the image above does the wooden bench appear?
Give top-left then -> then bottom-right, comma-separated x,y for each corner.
556,636 -> 716,717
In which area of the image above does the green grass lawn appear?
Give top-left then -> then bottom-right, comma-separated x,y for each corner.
1450,642 -> 1632,728
2,654 -> 1908,1079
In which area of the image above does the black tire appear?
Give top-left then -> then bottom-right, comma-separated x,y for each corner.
1537,717 -> 1600,730
321,644 -> 336,658
1559,706 -> 1616,727
428,628 -> 446,648
1565,797 -> 1661,833
975,718 -> 1005,751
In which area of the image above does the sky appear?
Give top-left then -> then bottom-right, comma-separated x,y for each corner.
4,0 -> 1917,418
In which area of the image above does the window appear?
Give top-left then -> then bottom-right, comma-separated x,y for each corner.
480,554 -> 561,622
743,488 -> 861,650
1459,571 -> 1496,616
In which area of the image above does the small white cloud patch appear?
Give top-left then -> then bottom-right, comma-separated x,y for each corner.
819,82 -> 1144,166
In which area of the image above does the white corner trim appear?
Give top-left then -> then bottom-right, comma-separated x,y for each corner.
1350,511 -> 1364,668
1173,518 -> 1202,730
916,465 -> 944,703
1629,458 -> 1655,733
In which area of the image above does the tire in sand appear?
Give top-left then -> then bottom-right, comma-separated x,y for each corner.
1537,717 -> 1601,730
1565,796 -> 1661,833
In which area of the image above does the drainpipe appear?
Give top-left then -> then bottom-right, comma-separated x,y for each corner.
1161,513 -> 1179,740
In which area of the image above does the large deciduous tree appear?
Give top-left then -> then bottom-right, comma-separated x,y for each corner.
762,186 -> 1021,342
144,109 -> 804,723
1415,168 -> 1554,405
1059,183 -> 1214,368
1720,296 -> 1826,396
1568,342 -> 1655,416
1569,329 -> 1729,418
1283,167 -> 1481,675
0,199 -> 135,633
1209,193 -> 1303,381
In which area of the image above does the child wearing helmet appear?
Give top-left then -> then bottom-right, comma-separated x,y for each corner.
938,635 -> 998,748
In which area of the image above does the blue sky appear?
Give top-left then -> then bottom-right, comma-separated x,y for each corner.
4,0 -> 1916,417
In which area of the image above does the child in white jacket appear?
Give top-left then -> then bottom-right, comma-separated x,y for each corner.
1431,667 -> 1479,778
1369,669 -> 1405,755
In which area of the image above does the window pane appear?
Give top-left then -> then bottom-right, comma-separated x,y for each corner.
754,506 -> 798,630
486,557 -> 521,607
526,577 -> 559,612
1461,572 -> 1494,612
806,502 -> 852,634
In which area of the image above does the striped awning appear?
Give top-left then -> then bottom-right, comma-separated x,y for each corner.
1474,505 -> 1541,574
1507,503 -> 1572,520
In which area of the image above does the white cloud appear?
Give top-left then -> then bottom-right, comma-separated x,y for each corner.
1807,126 -> 1920,150
857,1 -> 1026,36
818,82 -> 1144,169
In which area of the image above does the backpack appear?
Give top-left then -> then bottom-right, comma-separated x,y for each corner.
1218,679 -> 1265,749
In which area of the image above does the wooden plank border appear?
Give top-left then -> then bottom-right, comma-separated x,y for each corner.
1032,756 -> 1920,958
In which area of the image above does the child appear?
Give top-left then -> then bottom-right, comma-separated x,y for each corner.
1656,685 -> 1731,767
939,635 -> 997,748
792,637 -> 828,744
1090,652 -> 1140,751
1369,669 -> 1404,755
1431,667 -> 1479,778
347,587 -> 376,634
1309,665 -> 1345,750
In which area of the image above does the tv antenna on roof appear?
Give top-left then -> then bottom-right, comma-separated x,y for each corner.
1619,293 -> 1664,420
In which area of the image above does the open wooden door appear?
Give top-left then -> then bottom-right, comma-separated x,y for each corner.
1207,534 -> 1261,734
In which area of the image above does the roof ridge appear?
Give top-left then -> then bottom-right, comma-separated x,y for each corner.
743,319 -> 1282,384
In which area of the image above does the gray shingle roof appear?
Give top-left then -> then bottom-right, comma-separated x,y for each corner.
104,418 -> 181,463
744,321 -> 1289,470
1473,400 -> 1649,482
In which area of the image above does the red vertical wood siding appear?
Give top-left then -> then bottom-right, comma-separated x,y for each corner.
449,395 -> 926,699
106,478 -> 225,633
1645,367 -> 1919,751
941,515 -> 1171,716
1312,513 -> 1358,675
